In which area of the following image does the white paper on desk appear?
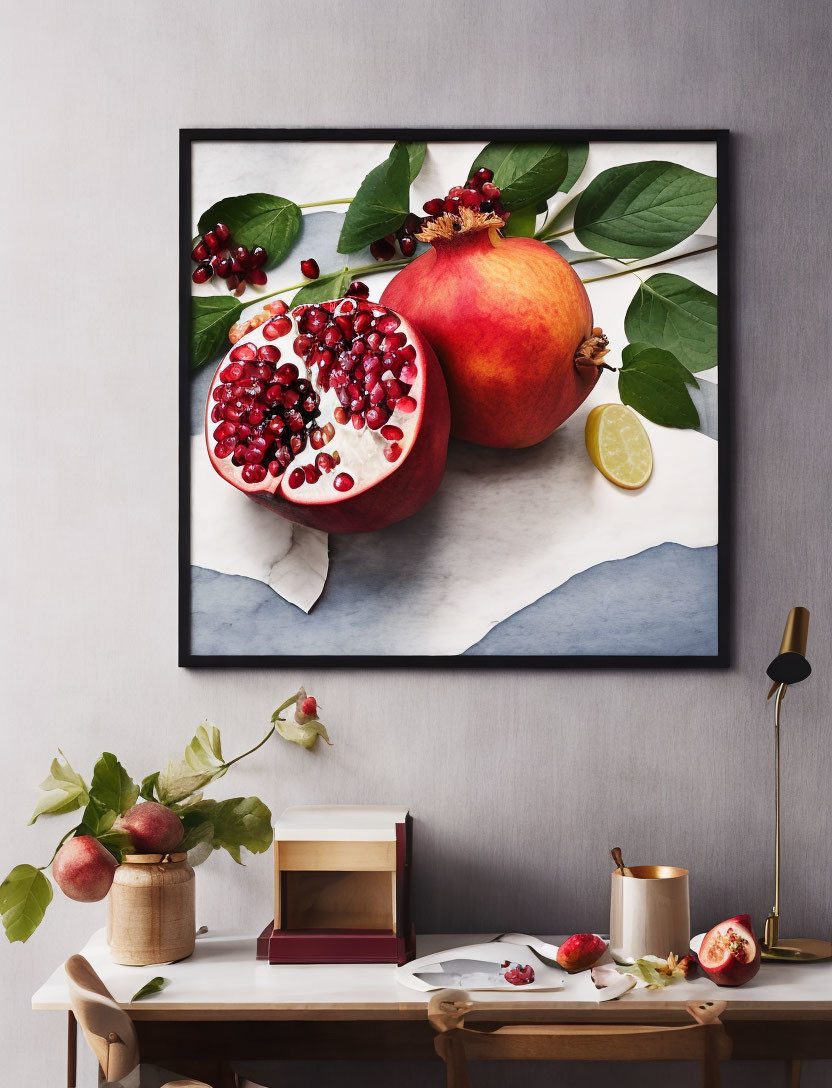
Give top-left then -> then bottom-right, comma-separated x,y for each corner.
395,938 -> 568,992
191,436 -> 329,613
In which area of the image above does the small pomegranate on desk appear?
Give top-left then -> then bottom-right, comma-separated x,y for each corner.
381,168 -> 610,448
206,285 -> 450,534
699,915 -> 761,987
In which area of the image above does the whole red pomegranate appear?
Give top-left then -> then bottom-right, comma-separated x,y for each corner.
206,288 -> 450,534
381,206 -> 609,448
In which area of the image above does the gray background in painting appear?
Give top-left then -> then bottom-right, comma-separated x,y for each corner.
2,2 -> 831,1087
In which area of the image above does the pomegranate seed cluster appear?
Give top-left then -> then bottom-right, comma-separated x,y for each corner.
292,291 -> 418,451
210,340 -> 323,485
192,222 -> 269,296
422,166 -> 508,224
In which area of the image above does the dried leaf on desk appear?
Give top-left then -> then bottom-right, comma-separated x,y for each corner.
131,976 -> 171,1002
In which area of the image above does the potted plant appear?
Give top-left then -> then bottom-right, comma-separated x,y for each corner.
0,689 -> 329,962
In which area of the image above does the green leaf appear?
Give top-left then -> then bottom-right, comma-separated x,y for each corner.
0,865 -> 53,943
619,343 -> 700,428
178,797 -> 272,863
131,976 -> 171,1002
29,751 -> 89,825
502,203 -> 538,238
537,191 -> 582,241
185,723 -> 225,775
624,274 -> 718,374
276,717 -> 332,751
197,194 -> 301,268
396,141 -> 426,183
88,753 -> 138,817
78,803 -> 116,837
94,828 -> 133,864
574,161 -> 717,258
179,818 -> 214,854
291,269 -> 354,308
468,142 -> 568,211
140,772 -> 160,802
616,956 -> 672,987
191,296 -> 242,372
337,145 -> 411,253
560,142 -> 589,193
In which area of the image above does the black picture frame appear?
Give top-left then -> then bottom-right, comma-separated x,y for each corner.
180,128 -> 731,669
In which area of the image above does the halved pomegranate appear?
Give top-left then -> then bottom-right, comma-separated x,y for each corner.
698,915 -> 761,987
205,292 -> 450,533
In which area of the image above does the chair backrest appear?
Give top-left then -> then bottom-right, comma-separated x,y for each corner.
65,954 -> 140,1083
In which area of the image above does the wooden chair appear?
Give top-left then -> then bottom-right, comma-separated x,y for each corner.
65,954 -> 213,1087
428,988 -> 733,1088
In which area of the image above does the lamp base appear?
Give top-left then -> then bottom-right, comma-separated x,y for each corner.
761,937 -> 832,963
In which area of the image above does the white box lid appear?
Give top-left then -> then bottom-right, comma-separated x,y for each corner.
274,804 -> 409,842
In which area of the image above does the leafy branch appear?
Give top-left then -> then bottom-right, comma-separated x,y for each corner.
0,689 -> 330,944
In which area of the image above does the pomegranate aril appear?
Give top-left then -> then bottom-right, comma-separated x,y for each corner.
214,437 -> 236,458
226,274 -> 240,291
204,231 -> 221,253
229,342 -> 257,363
380,424 -> 403,441
303,464 -> 320,484
214,222 -> 231,243
236,424 -> 251,439
322,422 -> 335,441
448,185 -> 464,198
192,262 -> 213,284
214,421 -> 237,439
481,182 -> 501,200
263,316 -> 291,340
399,234 -> 416,257
300,258 -> 320,279
396,395 -> 417,413
423,198 -> 444,215
267,460 -> 281,476
459,188 -> 481,208
384,379 -> 404,398
242,464 -> 268,484
288,468 -> 305,489
315,453 -> 335,473
383,442 -> 402,462
333,473 -> 354,492
248,406 -> 265,425
334,407 -> 349,425
323,325 -> 343,348
369,382 -> 386,405
191,240 -> 209,262
211,403 -> 223,423
294,334 -> 314,357
290,433 -> 306,455
267,417 -> 285,435
257,344 -> 281,364
277,445 -> 293,467
246,269 -> 267,286
234,245 -> 250,265
366,406 -> 388,429
215,257 -> 234,279
353,311 -> 373,334
366,331 -> 382,350
232,444 -> 247,464
351,338 -> 367,355
400,362 -> 418,383
276,363 -> 299,385
381,333 -> 406,351
346,281 -> 370,298
335,314 -> 354,338
302,395 -> 318,413
266,299 -> 288,315
310,429 -> 325,450
219,362 -> 244,383
286,409 -> 305,432
370,237 -> 396,261
283,389 -> 300,409
249,246 -> 268,269
351,413 -> 365,430
474,166 -> 494,184
244,446 -> 265,464
444,196 -> 459,214
376,313 -> 400,334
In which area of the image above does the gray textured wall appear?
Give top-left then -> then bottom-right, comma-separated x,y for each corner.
1,1 -> 831,1085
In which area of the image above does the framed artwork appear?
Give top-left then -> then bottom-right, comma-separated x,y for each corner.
180,129 -> 729,667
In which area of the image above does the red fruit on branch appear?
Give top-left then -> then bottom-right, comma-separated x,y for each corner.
206,295 -> 450,533
52,836 -> 117,902
115,802 -> 184,854
301,696 -> 317,716
699,915 -> 761,987
381,196 -> 609,448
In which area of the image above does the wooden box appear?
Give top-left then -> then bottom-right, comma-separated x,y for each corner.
257,805 -> 414,965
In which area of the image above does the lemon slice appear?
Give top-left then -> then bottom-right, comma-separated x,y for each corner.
585,404 -> 653,490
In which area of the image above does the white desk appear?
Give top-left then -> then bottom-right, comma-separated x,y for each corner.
33,929 -> 832,1085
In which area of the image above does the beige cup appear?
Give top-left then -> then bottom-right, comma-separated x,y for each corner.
609,865 -> 690,964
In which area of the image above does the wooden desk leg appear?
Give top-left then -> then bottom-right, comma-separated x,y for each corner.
787,1059 -> 802,1088
67,1011 -> 77,1088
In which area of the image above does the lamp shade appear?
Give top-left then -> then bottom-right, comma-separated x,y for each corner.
766,606 -> 811,686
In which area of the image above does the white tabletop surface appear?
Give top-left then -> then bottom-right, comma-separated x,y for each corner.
274,804 -> 408,841
32,930 -> 832,1021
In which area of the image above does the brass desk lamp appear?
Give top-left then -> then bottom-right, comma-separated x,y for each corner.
762,606 -> 831,962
